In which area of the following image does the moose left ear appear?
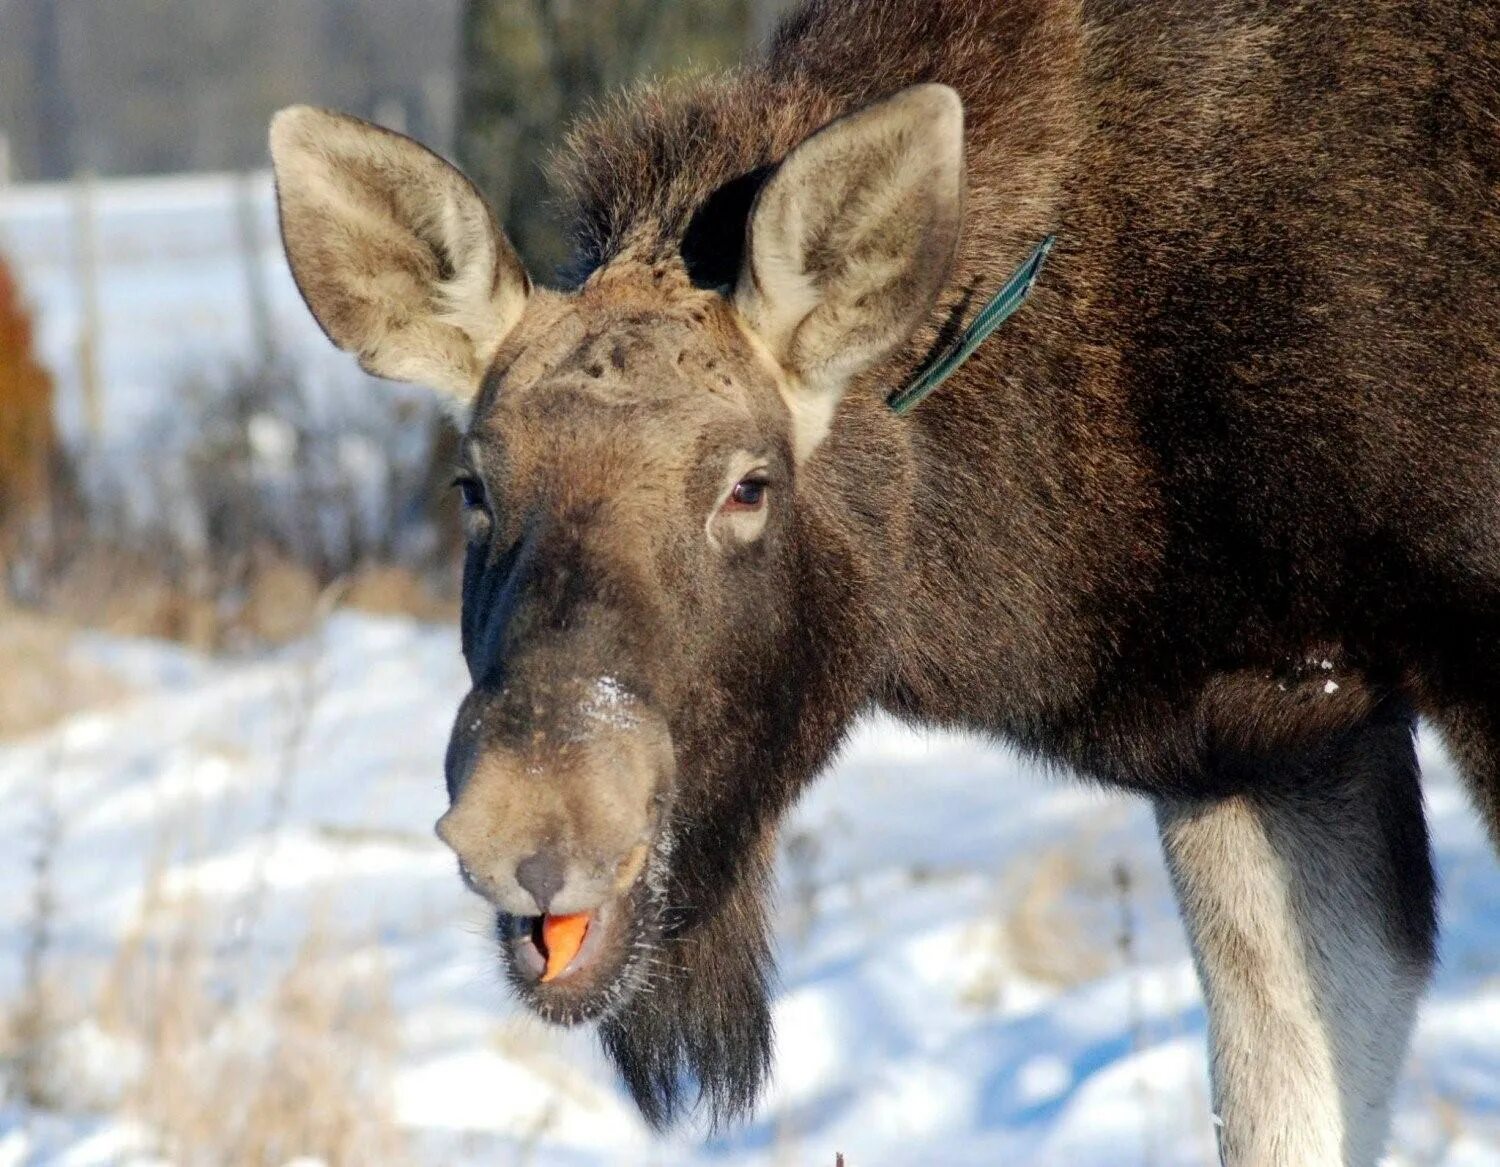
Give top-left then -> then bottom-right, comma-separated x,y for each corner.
734,84 -> 964,460
269,105 -> 530,404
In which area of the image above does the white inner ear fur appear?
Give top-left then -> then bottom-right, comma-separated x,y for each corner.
733,84 -> 965,463
428,195 -> 526,371
706,452 -> 771,548
733,317 -> 836,466
269,105 -> 529,404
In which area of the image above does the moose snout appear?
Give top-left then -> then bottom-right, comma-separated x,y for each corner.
436,697 -> 672,918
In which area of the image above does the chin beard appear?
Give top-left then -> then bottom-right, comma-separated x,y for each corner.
597,834 -> 777,1131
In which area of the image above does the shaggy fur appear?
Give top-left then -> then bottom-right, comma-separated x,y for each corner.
539,0 -> 1494,1132
271,0 -> 1496,1155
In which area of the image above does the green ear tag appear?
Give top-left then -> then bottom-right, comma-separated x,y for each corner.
887,235 -> 1055,416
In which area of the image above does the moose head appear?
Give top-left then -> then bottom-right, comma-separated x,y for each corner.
269,84 -> 964,1126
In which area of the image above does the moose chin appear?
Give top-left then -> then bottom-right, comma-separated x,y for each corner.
268,0 -> 1497,1160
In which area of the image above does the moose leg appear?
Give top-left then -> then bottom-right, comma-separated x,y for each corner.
1154,709 -> 1436,1166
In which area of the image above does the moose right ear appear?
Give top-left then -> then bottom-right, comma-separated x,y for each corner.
269,106 -> 530,403
734,85 -> 964,462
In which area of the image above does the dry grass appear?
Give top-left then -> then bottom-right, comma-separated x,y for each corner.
9,759 -> 66,1110
84,615 -> 409,1165
1001,844 -> 1116,988
0,604 -> 131,738
10,543 -> 455,660
1,628 -> 411,1167
5,346 -> 459,653
342,562 -> 457,624
952,841 -> 1117,1014
95,880 -> 409,1167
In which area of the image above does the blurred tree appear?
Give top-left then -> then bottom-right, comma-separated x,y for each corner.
0,256 -> 59,546
0,0 -> 75,181
457,0 -> 796,277
29,1 -> 76,180
0,0 -> 462,181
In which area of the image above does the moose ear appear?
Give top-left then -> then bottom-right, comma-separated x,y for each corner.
734,84 -> 964,460
269,105 -> 530,403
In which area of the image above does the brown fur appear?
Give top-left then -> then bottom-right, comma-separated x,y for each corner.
556,0 -> 1499,799
271,0 -> 1498,1142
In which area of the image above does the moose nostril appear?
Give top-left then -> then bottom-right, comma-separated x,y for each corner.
515,851 -> 566,913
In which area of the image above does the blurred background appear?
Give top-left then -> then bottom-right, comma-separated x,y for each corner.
0,0 -> 792,647
0,3 -> 1496,1165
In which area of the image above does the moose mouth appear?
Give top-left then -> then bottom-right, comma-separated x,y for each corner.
495,871 -> 660,1025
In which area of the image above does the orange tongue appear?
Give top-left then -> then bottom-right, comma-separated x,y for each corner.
539,912 -> 591,982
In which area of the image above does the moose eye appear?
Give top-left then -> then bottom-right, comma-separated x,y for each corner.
452,475 -> 486,511
726,476 -> 768,510
452,474 -> 493,543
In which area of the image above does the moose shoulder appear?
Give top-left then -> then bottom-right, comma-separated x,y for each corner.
268,0 -> 1498,1161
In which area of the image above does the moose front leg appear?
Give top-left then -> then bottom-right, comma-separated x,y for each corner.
1154,709 -> 1437,1166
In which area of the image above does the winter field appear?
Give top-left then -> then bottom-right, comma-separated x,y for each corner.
2,175 -> 1499,1165
4,614 -> 1500,1166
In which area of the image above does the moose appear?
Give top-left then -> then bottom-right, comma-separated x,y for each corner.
267,0 -> 1496,1161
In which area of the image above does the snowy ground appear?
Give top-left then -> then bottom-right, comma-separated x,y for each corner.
1,614 -> 1497,1166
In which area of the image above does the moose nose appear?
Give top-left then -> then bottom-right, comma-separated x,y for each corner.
437,691 -> 674,916
515,851 -> 566,913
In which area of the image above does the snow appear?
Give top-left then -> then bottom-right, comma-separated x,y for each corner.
1,614 -> 1496,1164
578,675 -> 641,733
